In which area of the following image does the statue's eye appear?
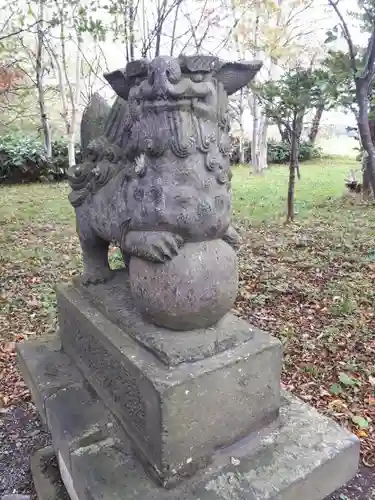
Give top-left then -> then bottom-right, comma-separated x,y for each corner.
105,150 -> 115,162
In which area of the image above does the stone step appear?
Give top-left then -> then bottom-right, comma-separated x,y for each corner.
18,335 -> 359,500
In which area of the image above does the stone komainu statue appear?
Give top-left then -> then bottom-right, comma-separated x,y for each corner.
68,55 -> 261,329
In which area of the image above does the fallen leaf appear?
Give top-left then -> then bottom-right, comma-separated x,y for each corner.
3,342 -> 15,353
330,383 -> 343,395
339,372 -> 359,387
352,415 -> 369,429
356,430 -> 368,438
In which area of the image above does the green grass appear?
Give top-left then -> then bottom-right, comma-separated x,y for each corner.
0,182 -> 74,226
1,156 -> 375,454
232,157 -> 359,223
0,156 -> 359,229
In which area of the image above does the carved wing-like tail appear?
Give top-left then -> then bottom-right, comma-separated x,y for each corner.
80,92 -> 111,155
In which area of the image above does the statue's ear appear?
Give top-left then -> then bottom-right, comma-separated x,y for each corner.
103,69 -> 132,100
214,60 -> 262,95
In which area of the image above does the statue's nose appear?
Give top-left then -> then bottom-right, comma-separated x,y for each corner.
148,67 -> 167,89
147,57 -> 181,97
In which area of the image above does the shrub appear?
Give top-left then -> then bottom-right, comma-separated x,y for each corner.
0,133 -> 46,184
229,137 -> 251,164
229,136 -> 323,165
0,133 -> 81,184
298,141 -> 323,161
49,137 -> 82,181
267,140 -> 290,163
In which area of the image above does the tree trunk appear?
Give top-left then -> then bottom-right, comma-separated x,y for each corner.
239,129 -> 245,164
36,0 -> 52,158
67,43 -> 82,168
258,115 -> 268,171
363,117 -> 375,197
251,93 -> 259,171
239,88 -> 245,164
287,128 -> 298,222
287,112 -> 303,222
362,153 -> 371,197
356,83 -> 375,196
46,14 -> 72,159
278,124 -> 290,143
129,0 -> 135,61
308,104 -> 324,145
251,5 -> 260,172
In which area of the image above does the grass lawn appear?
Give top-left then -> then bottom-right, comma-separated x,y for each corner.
0,156 -> 374,466
232,156 -> 359,222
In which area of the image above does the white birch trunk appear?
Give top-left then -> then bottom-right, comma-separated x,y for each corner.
45,11 -> 82,168
239,88 -> 245,164
47,43 -> 71,141
67,42 -> 82,167
251,94 -> 259,171
258,115 -> 268,171
36,0 -> 52,158
251,2 -> 260,172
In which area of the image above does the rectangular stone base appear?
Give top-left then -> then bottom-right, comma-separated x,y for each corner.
19,335 -> 359,500
56,280 -> 282,481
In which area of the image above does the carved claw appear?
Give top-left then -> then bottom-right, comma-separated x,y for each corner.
123,231 -> 184,263
222,226 -> 242,250
80,270 -> 112,286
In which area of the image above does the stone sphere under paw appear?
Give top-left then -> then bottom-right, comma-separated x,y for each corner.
129,239 -> 238,331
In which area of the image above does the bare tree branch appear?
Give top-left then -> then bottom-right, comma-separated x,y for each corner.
328,0 -> 357,74
0,21 -> 41,42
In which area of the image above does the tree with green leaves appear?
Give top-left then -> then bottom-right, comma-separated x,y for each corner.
276,66 -> 340,146
230,0 -> 326,172
328,0 -> 375,196
307,67 -> 341,145
321,50 -> 358,116
255,68 -> 323,221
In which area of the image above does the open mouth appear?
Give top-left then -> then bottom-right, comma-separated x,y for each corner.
140,96 -> 206,109
132,93 -> 215,121
132,76 -> 215,109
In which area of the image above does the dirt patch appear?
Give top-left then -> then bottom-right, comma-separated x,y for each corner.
0,403 -> 50,497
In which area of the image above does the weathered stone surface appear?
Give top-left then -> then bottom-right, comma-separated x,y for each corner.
22,335 -> 358,500
80,92 -> 111,156
129,240 -> 238,330
71,269 -> 257,366
45,383 -> 124,471
69,396 -> 360,500
68,54 -> 262,328
30,446 -> 70,500
1,495 -> 31,500
16,334 -> 82,424
52,290 -> 281,484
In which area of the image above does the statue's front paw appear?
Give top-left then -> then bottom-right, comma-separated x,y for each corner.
124,231 -> 184,263
80,270 -> 112,286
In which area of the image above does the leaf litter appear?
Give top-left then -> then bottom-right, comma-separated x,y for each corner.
0,184 -> 374,484
234,201 -> 375,469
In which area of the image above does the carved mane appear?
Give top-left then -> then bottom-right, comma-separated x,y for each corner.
67,55 -> 262,208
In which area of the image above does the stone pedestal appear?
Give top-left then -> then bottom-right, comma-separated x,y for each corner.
17,270 -> 359,499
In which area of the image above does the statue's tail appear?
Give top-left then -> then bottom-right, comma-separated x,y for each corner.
80,92 -> 111,155
68,95 -> 130,206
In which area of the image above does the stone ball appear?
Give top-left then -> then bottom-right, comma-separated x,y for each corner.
129,239 -> 238,331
